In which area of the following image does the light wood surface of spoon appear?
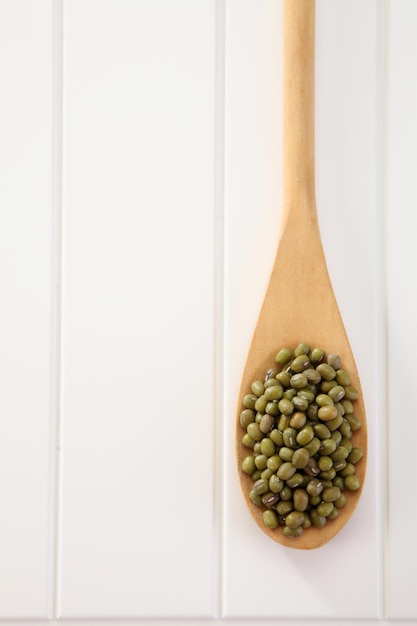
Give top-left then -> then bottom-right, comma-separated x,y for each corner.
235,0 -> 367,549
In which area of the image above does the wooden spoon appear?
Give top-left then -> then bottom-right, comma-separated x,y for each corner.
235,0 -> 367,549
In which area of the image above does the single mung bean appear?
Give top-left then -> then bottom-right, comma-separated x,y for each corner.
283,525 -> 304,538
253,441 -> 262,454
242,456 -> 256,474
340,437 -> 353,454
259,413 -> 274,434
261,468 -> 274,480
292,397 -> 309,413
320,380 -> 337,393
316,393 -> 334,407
331,446 -> 349,462
340,462 -> 356,477
328,385 -> 345,402
307,404 -> 319,420
278,414 -> 291,431
247,422 -> 262,441
335,492 -> 347,508
333,460 -> 347,472
285,510 -> 305,529
277,500 -> 293,515
276,371 -> 291,386
290,412 -> 307,429
328,507 -> 339,520
327,354 -> 341,370
319,438 -> 337,455
304,368 -> 321,384
243,393 -> 258,409
263,509 -> 279,528
291,447 -> 310,469
318,405 -> 338,421
348,447 -> 363,464
290,373 -> 308,389
316,363 -> 336,380
344,384 -> 359,400
286,472 -> 304,488
283,427 -> 297,447
320,468 -> 336,480
293,488 -> 309,511
242,433 -> 255,448
335,401 -> 345,416
254,454 -> 268,470
331,430 -> 342,445
322,486 -> 341,502
305,437 -> 321,456
251,469 -> 262,481
294,342 -> 310,356
269,474 -> 284,493
314,423 -> 331,439
339,419 -> 352,439
249,490 -> 262,506
304,457 -> 320,476
283,388 -> 297,400
310,347 -> 325,363
260,437 -> 275,457
251,380 -> 265,397
275,348 -> 293,365
252,478 -> 269,495
280,485 -> 293,501
277,461 -> 297,480
240,409 -> 255,428
296,425 -> 314,445
278,446 -> 294,462
317,501 -> 334,517
291,354 -> 310,372
292,394 -> 308,411
306,478 -> 324,496
269,429 -> 284,446
326,413 -> 344,431
265,401 -> 280,416
262,491 -> 280,507
333,476 -> 345,491
254,395 -> 268,413
336,368 -> 350,386
264,384 -> 283,401
318,456 -> 333,472
344,474 -> 360,491
345,413 -> 362,431
264,377 -> 280,389
297,388 -> 316,404
342,399 -> 354,413
265,368 -> 279,381
278,398 -> 294,416
310,509 -> 326,528
267,454 -> 282,472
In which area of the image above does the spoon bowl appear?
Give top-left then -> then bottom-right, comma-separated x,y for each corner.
235,0 -> 367,550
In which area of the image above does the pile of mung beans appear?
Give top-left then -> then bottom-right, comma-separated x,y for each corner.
240,343 -> 363,538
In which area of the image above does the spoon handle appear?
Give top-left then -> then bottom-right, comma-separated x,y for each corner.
283,0 -> 316,225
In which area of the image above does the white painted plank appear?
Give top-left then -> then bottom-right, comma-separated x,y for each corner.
223,0 -> 380,618
58,0 -> 216,617
386,0 -> 417,619
0,0 -> 53,618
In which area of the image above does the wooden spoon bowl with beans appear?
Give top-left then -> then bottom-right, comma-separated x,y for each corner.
235,0 -> 367,549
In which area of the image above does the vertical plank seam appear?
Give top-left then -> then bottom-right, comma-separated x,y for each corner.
214,0 -> 226,619
48,0 -> 64,618
376,0 -> 389,619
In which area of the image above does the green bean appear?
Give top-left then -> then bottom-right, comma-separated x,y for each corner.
239,344 -> 364,538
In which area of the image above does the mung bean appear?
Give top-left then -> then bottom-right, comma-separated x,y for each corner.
239,343 -> 364,538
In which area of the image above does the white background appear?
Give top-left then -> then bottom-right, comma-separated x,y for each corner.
0,0 -> 416,624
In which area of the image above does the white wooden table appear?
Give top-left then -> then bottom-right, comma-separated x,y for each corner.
0,0 -> 416,623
